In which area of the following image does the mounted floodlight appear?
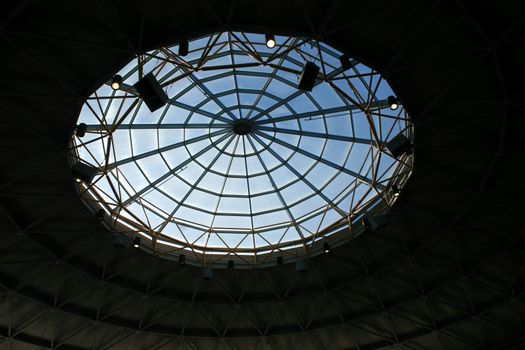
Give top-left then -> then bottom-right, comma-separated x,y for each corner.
227,260 -> 234,270
387,95 -> 400,110
202,267 -> 213,280
96,209 -> 105,221
339,54 -> 353,71
265,34 -> 276,48
111,75 -> 123,90
298,62 -> 320,92
132,237 -> 140,248
295,260 -> 308,273
133,73 -> 168,112
178,39 -> 189,56
277,256 -> 284,266
71,161 -> 98,184
178,254 -> 186,265
323,242 -> 331,254
391,184 -> 401,197
362,214 -> 389,232
76,123 -> 87,138
386,133 -> 413,159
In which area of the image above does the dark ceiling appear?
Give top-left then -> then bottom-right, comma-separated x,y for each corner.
1,1 -> 525,349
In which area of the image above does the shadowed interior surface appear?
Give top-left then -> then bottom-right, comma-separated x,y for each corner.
0,1 -> 524,349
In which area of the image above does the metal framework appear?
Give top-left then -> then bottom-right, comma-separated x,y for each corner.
69,31 -> 414,267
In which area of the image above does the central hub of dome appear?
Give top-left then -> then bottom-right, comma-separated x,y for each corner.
70,30 -> 414,269
232,119 -> 252,135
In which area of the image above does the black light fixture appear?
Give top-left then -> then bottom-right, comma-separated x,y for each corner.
298,62 -> 320,92
111,75 -> 123,90
362,214 -> 389,232
385,133 -> 413,159
202,267 -> 213,280
178,39 -> 189,56
96,209 -> 105,221
178,254 -> 186,265
339,54 -> 353,71
277,256 -> 284,266
76,123 -> 87,138
391,184 -> 401,197
132,236 -> 140,248
323,242 -> 331,254
227,260 -> 234,270
387,95 -> 400,110
265,34 -> 276,48
133,73 -> 168,112
71,161 -> 97,184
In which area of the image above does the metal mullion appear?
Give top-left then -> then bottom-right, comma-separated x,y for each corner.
121,51 -> 158,81
84,99 -> 111,133
227,32 -> 244,119
169,99 -> 232,124
365,73 -> 383,111
316,40 -> 328,77
105,128 -> 229,170
254,101 -> 386,126
196,32 -> 223,69
253,130 -> 382,190
351,65 -> 379,104
180,67 -> 238,122
207,135 -> 242,253
108,98 -> 141,133
156,133 -> 237,233
265,37 -> 309,64
340,68 -> 368,106
116,131 -> 232,209
86,123 -> 222,131
252,134 -> 347,219
246,135 -> 306,245
241,137 -> 256,255
230,31 -> 264,62
328,80 -> 381,146
243,37 -> 300,120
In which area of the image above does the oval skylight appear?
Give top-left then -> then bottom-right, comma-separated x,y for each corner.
70,31 -> 414,267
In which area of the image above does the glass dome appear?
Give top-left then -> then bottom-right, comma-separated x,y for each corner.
69,31 -> 414,267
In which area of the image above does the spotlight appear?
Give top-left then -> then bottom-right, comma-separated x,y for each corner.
227,260 -> 234,270
178,39 -> 189,56
295,260 -> 308,273
178,254 -> 186,265
339,54 -> 353,71
132,236 -> 140,248
265,34 -> 276,48
362,214 -> 389,232
111,75 -> 123,90
385,133 -> 413,159
391,184 -> 401,197
202,267 -> 213,280
298,62 -> 320,92
387,95 -> 400,110
96,209 -> 105,221
323,242 -> 331,254
277,256 -> 284,266
76,123 -> 87,138
133,73 -> 168,112
71,161 -> 98,184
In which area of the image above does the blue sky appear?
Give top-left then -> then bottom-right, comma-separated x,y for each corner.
72,31 -> 412,256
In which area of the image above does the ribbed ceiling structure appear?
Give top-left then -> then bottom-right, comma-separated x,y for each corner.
1,1 -> 524,349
